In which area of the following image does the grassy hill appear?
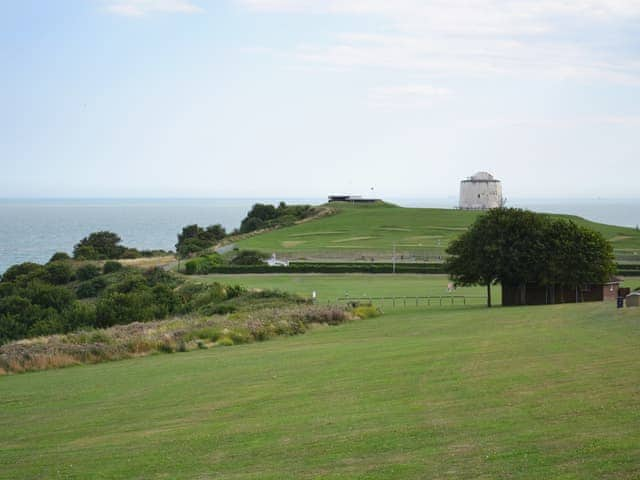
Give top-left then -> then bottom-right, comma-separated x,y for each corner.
236,202 -> 640,263
1,300 -> 639,478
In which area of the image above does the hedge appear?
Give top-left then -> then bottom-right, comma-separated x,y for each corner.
182,262 -> 640,276
184,262 -> 447,275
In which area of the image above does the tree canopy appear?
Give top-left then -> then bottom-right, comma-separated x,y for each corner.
73,231 -> 126,260
445,208 -> 615,307
239,202 -> 315,234
175,224 -> 227,258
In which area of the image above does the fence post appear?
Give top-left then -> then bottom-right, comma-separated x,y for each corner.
393,297 -> 396,307
440,297 -> 442,306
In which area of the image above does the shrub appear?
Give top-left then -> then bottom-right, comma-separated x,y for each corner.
49,252 -> 71,263
144,267 -> 177,287
103,261 -> 123,274
24,281 -> 75,312
230,250 -> 268,266
184,253 -> 224,275
76,264 -> 101,282
63,303 -> 97,330
95,291 -> 155,328
217,337 -> 234,347
353,305 -> 381,319
176,224 -> 227,258
73,245 -> 101,260
73,231 -> 126,260
121,249 -> 142,259
184,327 -> 220,342
76,277 -> 107,299
1,262 -> 46,283
45,261 -> 75,285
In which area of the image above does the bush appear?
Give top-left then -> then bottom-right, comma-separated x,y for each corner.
144,267 -> 176,286
352,305 -> 381,319
176,224 -> 227,257
45,261 -> 75,285
24,281 -> 75,312
76,277 -> 107,299
73,245 -> 101,260
95,291 -> 155,328
239,202 -> 315,234
1,262 -> 46,283
184,253 -> 224,274
103,261 -> 123,274
63,303 -> 97,330
49,252 -> 71,263
230,250 -> 268,266
121,249 -> 142,259
73,231 -> 126,260
76,264 -> 101,282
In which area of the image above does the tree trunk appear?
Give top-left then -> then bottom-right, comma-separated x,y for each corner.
487,284 -> 492,308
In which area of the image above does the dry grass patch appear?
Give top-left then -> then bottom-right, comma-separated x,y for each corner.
0,305 -> 358,375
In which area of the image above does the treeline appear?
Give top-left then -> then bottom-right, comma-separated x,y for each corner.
175,202 -> 316,257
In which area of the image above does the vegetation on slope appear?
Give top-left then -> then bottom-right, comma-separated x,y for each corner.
0,252 -> 290,344
0,302 -> 362,375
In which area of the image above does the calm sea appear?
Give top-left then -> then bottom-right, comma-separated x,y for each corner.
1,197 -> 638,274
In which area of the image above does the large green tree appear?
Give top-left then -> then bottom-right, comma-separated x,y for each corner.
445,208 -> 548,307
445,208 -> 615,307
544,219 -> 615,301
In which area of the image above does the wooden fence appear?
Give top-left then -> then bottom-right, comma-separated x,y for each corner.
333,295 -> 486,307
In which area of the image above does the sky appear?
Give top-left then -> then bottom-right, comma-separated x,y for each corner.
1,0 -> 640,199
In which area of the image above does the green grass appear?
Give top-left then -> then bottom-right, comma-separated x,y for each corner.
188,273 -> 498,304
1,301 -> 639,479
236,202 -> 640,262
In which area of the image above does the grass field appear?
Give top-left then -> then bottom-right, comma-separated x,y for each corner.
236,202 -> 640,262
188,273 -> 499,305
1,299 -> 639,479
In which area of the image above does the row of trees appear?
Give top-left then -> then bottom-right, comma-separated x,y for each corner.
445,208 -> 615,307
175,202 -> 316,258
239,202 -> 315,234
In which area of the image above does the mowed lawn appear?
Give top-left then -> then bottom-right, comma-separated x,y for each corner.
236,203 -> 640,262
1,302 -> 639,479
187,273 -> 499,304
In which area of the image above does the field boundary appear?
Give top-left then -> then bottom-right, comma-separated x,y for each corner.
335,295 -> 487,307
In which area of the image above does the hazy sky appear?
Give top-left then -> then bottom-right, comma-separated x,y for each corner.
2,0 -> 640,199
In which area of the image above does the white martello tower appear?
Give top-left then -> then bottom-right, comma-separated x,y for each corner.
459,172 -> 503,210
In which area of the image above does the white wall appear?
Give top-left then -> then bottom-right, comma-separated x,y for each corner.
459,181 -> 502,209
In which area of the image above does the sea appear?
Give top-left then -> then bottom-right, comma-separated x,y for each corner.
1,197 -> 639,274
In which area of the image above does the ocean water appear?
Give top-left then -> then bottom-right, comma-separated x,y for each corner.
1,197 -> 638,274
